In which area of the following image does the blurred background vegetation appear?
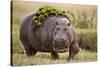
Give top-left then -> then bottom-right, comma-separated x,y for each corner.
12,1 -> 97,65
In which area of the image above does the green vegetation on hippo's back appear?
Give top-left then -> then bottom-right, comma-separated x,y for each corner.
32,6 -> 69,27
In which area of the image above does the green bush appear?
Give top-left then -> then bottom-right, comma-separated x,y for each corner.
67,10 -> 97,29
76,29 -> 97,52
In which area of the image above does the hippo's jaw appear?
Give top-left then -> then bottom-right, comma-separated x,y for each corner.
52,41 -> 69,53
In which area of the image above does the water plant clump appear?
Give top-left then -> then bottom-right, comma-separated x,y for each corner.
32,6 -> 68,28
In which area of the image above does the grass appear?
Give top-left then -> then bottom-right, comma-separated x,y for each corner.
12,49 -> 97,66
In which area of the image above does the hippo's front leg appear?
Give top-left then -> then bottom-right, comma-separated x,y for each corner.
51,51 -> 59,59
68,42 -> 79,61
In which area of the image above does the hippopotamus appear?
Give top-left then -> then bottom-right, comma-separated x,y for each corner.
20,13 -> 79,61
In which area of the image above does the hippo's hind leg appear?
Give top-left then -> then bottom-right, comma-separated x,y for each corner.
21,41 -> 37,57
68,42 -> 79,61
51,51 -> 59,59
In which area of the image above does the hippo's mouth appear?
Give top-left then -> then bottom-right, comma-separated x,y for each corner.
53,46 -> 69,53
52,40 -> 69,53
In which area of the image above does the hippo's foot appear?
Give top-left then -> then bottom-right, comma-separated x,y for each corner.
24,44 -> 38,57
51,51 -> 59,59
68,42 -> 79,61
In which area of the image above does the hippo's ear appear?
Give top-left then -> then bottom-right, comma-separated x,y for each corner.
67,23 -> 71,26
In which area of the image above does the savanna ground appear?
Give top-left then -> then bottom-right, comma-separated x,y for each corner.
11,1 -> 97,66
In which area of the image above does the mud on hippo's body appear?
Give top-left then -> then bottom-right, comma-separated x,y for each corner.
20,13 -> 79,61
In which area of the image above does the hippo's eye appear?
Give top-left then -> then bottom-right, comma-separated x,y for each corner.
67,23 -> 70,26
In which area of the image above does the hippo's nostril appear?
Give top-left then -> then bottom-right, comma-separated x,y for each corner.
55,38 -> 65,44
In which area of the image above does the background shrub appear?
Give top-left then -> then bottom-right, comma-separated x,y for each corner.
67,10 -> 97,29
76,29 -> 97,52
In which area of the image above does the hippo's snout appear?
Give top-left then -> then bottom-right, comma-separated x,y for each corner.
55,38 -> 65,42
52,38 -> 69,52
54,38 -> 65,46
53,38 -> 68,49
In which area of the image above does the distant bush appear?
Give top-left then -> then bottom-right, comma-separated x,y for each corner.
67,10 -> 97,29
76,29 -> 97,52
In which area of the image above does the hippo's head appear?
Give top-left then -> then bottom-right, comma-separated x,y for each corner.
52,16 -> 72,52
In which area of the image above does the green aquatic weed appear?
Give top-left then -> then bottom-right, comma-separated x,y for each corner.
32,6 -> 69,28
